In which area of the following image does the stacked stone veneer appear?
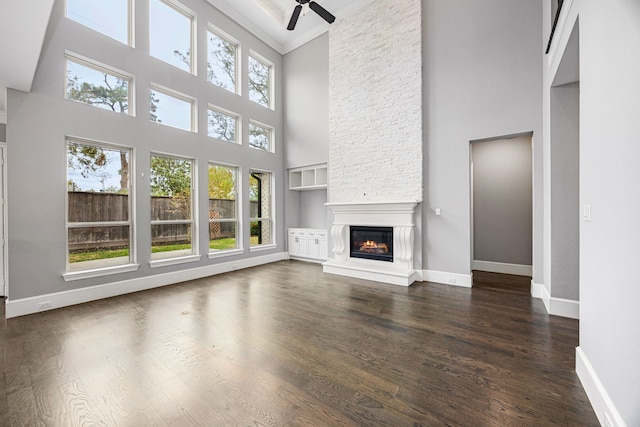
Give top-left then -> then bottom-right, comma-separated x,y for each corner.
328,0 -> 423,203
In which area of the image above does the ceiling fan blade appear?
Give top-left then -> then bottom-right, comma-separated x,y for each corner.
287,5 -> 303,30
309,1 -> 336,24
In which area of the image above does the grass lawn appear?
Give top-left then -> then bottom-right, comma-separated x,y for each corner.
69,236 -> 261,263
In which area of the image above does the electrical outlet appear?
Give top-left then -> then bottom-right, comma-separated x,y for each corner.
38,301 -> 52,310
448,278 -> 457,284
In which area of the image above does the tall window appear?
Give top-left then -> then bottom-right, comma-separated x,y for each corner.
150,154 -> 195,260
248,53 -> 273,108
249,170 -> 273,247
208,164 -> 239,253
66,0 -> 131,45
150,84 -> 196,132
67,139 -> 133,271
208,105 -> 239,143
207,28 -> 238,94
66,55 -> 133,116
149,0 -> 195,74
249,121 -> 273,152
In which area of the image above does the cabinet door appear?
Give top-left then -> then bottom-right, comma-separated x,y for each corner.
288,231 -> 304,257
306,232 -> 327,260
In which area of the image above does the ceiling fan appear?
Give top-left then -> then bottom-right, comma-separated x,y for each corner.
287,0 -> 336,31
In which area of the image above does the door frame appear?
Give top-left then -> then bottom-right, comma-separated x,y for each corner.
0,142 -> 6,298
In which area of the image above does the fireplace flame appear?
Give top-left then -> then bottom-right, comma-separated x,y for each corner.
359,240 -> 389,254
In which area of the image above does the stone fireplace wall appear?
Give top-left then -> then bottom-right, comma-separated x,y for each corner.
328,0 -> 423,203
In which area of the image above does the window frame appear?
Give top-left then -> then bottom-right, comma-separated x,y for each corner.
208,162 -> 242,258
149,0 -> 197,75
65,0 -> 134,46
207,25 -> 241,95
249,169 -> 275,251
65,52 -> 136,117
248,120 -> 274,152
207,104 -> 241,144
63,136 -> 139,281
149,83 -> 198,132
149,152 -> 200,267
248,51 -> 274,110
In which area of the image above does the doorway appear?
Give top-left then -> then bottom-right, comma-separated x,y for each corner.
0,143 -> 5,297
470,134 -> 533,289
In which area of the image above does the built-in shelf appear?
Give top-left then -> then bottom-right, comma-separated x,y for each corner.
289,164 -> 327,191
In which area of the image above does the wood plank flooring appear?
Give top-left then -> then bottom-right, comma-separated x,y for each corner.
0,261 -> 598,426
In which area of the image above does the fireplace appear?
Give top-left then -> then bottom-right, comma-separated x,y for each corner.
323,201 -> 420,286
350,226 -> 393,262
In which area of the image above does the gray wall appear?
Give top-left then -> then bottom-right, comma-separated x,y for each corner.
7,0 -> 284,301
0,123 -> 5,142
422,0 -> 543,280
472,136 -> 532,267
575,0 -> 640,423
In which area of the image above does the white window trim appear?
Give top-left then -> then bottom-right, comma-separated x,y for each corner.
249,169 -> 275,249
149,83 -> 198,132
248,119 -> 275,153
207,104 -> 241,144
65,0 -> 133,47
65,51 -> 136,117
149,153 -> 198,264
149,0 -> 197,75
207,25 -> 241,95
207,162 -> 241,256
248,50 -> 274,110
64,137 -> 137,277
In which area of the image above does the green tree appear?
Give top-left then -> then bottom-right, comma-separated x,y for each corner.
208,166 -> 236,199
150,157 -> 192,197
248,56 -> 270,107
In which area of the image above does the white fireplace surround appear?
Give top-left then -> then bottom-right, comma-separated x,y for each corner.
323,201 -> 420,286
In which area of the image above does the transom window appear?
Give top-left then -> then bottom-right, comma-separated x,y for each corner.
66,139 -> 133,271
207,28 -> 239,94
150,154 -> 195,261
248,53 -> 273,108
66,54 -> 133,116
66,0 -> 131,45
208,164 -> 239,253
150,84 -> 196,132
250,170 -> 273,247
208,105 -> 239,143
149,0 -> 195,74
249,121 -> 273,152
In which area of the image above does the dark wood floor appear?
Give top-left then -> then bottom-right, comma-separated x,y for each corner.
0,261 -> 597,426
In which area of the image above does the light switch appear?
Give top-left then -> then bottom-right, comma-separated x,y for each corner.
435,208 -> 441,216
583,204 -> 592,222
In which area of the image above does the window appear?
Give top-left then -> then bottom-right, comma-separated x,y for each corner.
66,0 -> 131,45
150,154 -> 195,261
66,54 -> 133,116
66,139 -> 133,272
207,28 -> 238,93
249,170 -> 273,247
248,53 -> 273,108
149,0 -> 195,74
208,105 -> 239,143
249,121 -> 273,152
150,84 -> 196,132
208,164 -> 239,254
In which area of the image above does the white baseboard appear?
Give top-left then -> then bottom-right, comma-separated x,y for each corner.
532,282 -> 579,319
472,260 -> 532,276
422,270 -> 472,288
576,347 -> 628,427
531,281 -> 545,298
5,252 -> 288,319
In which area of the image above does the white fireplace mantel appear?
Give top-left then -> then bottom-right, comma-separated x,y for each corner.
323,201 -> 421,286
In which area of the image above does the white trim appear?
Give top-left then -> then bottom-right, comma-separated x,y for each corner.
149,254 -> 201,268
5,252 -> 288,319
208,248 -> 243,259
63,263 -> 139,282
472,260 -> 532,276
324,260 -> 420,287
530,281 -> 545,298
576,347 -> 628,427
533,283 -> 580,319
249,243 -> 277,253
0,143 -> 6,297
422,270 -> 472,288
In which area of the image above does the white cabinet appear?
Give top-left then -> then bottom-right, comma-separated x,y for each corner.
288,228 -> 327,262
289,164 -> 327,191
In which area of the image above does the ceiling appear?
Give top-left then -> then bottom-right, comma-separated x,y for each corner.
0,0 -> 372,124
207,0 -> 374,54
